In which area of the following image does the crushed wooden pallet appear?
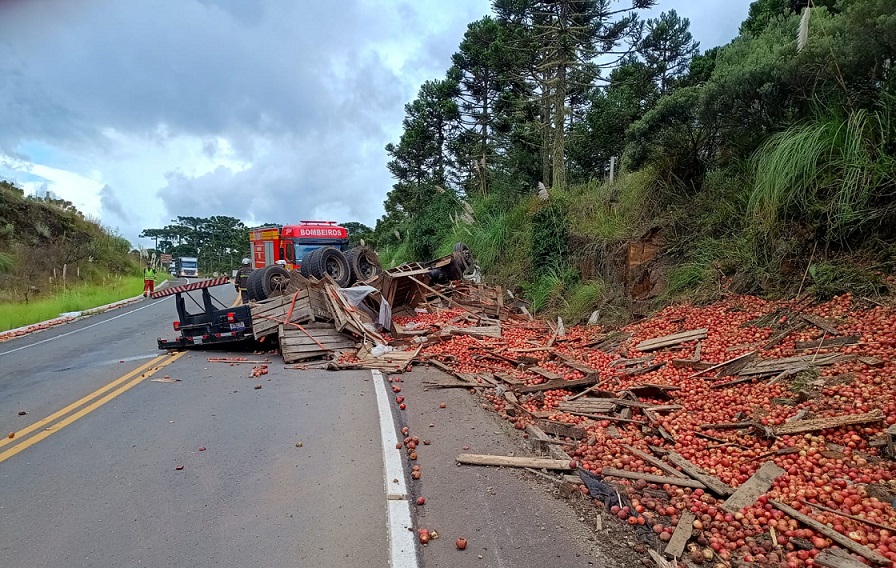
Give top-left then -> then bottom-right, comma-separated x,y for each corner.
285,272 -> 332,320
251,291 -> 314,340
636,328 -> 708,352
279,323 -> 357,363
738,353 -> 850,376
323,283 -> 386,345
773,409 -> 885,435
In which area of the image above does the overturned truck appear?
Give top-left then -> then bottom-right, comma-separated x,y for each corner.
156,243 -> 481,363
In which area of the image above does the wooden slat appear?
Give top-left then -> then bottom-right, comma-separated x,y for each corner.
621,444 -> 688,479
794,336 -> 860,351
456,454 -> 574,470
636,329 -> 708,352
664,451 -> 734,497
600,469 -> 706,489
516,375 -> 601,394
773,409 -> 884,435
535,419 -> 586,440
722,461 -> 785,513
815,548 -> 874,568
664,511 -> 696,558
770,500 -> 890,566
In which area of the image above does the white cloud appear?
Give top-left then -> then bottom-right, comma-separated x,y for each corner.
0,0 -> 751,249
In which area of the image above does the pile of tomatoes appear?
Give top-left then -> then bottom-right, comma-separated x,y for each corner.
400,293 -> 896,567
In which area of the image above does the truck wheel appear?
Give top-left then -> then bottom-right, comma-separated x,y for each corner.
311,247 -> 351,287
246,268 -> 264,301
300,248 -> 319,278
345,246 -> 382,284
262,266 -> 291,298
250,267 -> 269,301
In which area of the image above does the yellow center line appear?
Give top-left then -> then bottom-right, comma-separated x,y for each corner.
0,351 -> 186,463
0,353 -> 170,449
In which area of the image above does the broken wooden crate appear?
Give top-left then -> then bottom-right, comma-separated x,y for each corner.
279,323 -> 358,363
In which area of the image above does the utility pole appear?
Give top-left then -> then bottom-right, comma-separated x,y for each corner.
609,156 -> 617,184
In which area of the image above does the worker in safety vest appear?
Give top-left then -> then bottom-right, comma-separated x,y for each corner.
143,265 -> 157,297
236,258 -> 253,303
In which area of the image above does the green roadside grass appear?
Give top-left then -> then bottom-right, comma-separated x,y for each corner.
0,275 -> 167,332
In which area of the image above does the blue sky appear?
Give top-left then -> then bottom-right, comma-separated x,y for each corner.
0,0 -> 753,246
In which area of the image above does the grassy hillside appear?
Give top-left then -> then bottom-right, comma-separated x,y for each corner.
0,180 -> 140,310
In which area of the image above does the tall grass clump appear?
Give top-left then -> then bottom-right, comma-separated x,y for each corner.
749,109 -> 896,242
561,279 -> 607,322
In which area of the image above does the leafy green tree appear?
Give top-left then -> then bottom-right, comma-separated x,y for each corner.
638,9 -> 699,93
341,222 -> 374,246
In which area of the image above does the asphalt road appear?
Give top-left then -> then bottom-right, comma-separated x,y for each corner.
0,279 -> 639,568
0,282 -> 390,568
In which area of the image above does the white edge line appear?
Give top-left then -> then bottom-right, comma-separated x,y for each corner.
372,369 -> 419,568
0,299 -> 168,357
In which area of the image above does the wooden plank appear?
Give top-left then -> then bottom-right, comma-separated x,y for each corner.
774,409 -> 884,435
671,359 -> 716,370
722,461 -> 786,513
799,500 -> 896,533
530,367 -> 563,381
621,362 -> 666,377
698,421 -> 756,431
456,454 -> 574,470
770,500 -> 891,566
554,352 -> 600,375
516,375 -> 601,394
800,313 -> 840,335
711,375 -> 763,389
494,372 -> 526,386
664,451 -> 734,497
664,511 -> 696,558
621,444 -> 688,479
556,400 -> 617,414
688,351 -> 757,379
739,353 -> 846,376
636,329 -> 708,352
535,419 -> 586,440
815,548 -> 874,568
600,468 -> 706,489
794,336 -> 860,350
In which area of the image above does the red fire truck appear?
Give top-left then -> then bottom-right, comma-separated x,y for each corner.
249,221 -> 349,270
246,221 -> 380,301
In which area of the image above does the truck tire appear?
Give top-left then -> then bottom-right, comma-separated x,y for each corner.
300,248 -> 319,278
250,266 -> 269,301
345,246 -> 382,284
310,246 -> 351,287
246,268 -> 264,301
261,265 -> 291,298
